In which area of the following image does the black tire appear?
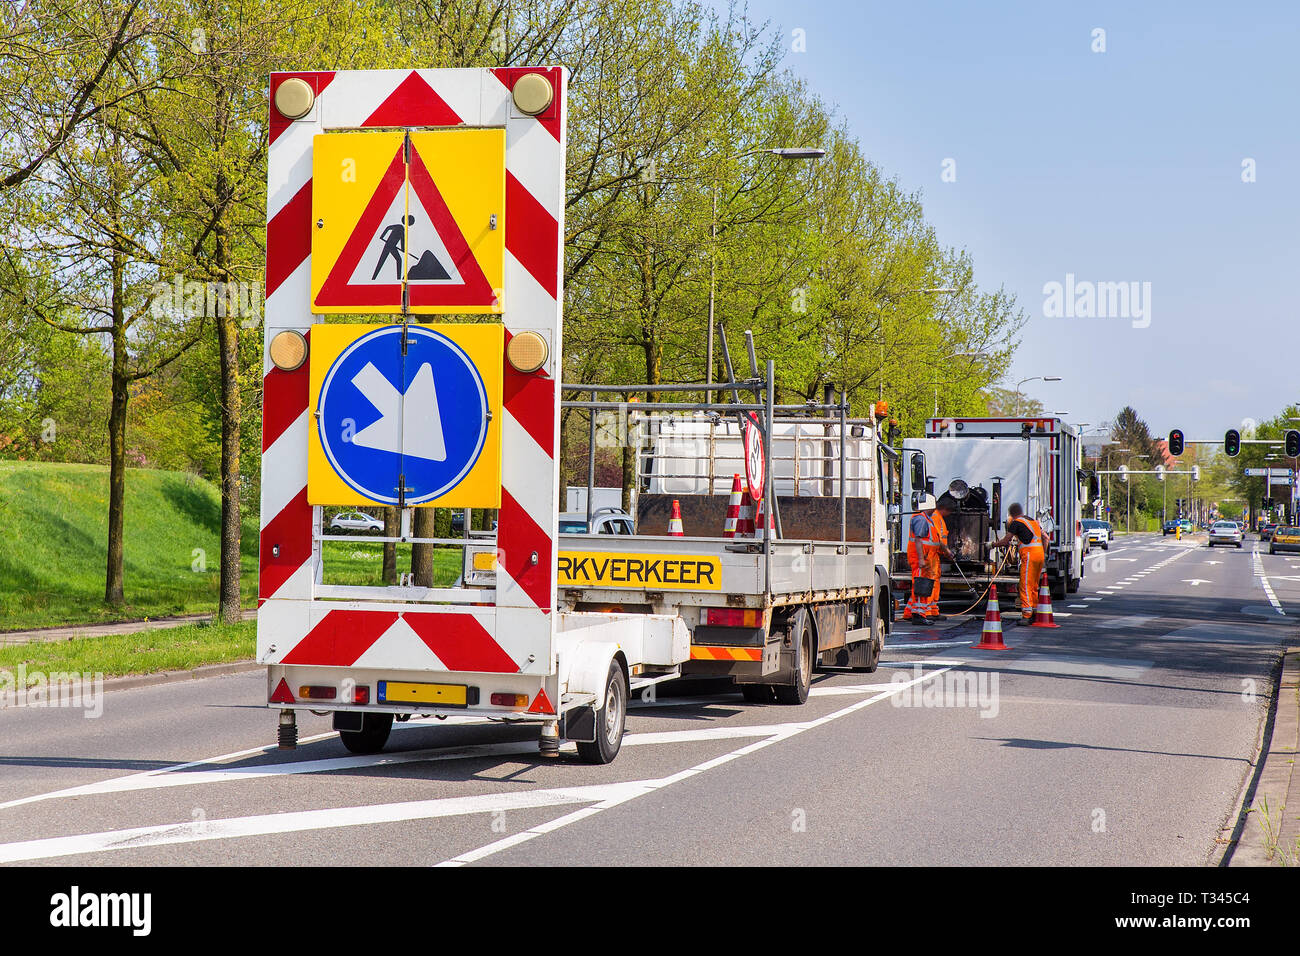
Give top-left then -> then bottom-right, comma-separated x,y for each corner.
1236,542 -> 1242,549
851,597 -> 887,673
774,611 -> 813,705
741,684 -> 776,703
576,660 -> 627,764
1269,545 -> 1276,555
1066,575 -> 1080,594
338,712 -> 393,754
1051,576 -> 1068,602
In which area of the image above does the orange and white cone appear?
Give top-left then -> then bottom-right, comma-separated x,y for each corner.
736,491 -> 755,537
973,583 -> 1011,650
1031,571 -> 1060,628
668,499 -> 684,536
723,474 -> 743,538
754,495 -> 777,541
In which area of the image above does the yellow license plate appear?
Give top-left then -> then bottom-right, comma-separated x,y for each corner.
379,681 -> 467,706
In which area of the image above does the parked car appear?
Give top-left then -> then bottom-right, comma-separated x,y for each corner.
450,512 -> 498,535
1260,523 -> 1278,542
328,510 -> 383,533
558,508 -> 636,535
1269,526 -> 1300,554
1082,518 -> 1111,550
1207,520 -> 1243,548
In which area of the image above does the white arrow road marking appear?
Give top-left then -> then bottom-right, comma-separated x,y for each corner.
1182,579 -> 1212,586
351,361 -> 446,462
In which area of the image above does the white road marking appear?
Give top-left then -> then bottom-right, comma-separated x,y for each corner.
1067,604 -> 1088,608
1252,546 -> 1285,615
884,640 -> 973,650
435,663 -> 958,866
1084,597 -> 1103,601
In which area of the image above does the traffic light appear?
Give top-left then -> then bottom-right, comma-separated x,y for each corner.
1224,429 -> 1240,457
1168,429 -> 1184,456
1286,430 -> 1300,457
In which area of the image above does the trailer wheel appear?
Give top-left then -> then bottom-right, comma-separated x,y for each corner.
774,613 -> 812,705
338,712 -> 393,755
576,660 -> 627,765
741,684 -> 776,703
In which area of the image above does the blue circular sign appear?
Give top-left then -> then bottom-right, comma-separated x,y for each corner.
318,325 -> 489,505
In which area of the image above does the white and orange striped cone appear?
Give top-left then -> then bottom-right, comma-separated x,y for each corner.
754,495 -> 778,541
667,498 -> 684,536
972,583 -> 1011,650
723,474 -> 743,538
736,491 -> 755,537
1031,571 -> 1060,628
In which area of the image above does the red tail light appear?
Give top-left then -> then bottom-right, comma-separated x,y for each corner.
353,685 -> 370,705
491,693 -> 528,707
706,608 -> 761,627
298,685 -> 337,700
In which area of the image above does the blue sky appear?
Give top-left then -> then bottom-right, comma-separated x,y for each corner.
718,0 -> 1300,439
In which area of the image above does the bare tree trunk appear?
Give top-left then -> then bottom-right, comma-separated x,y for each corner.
105,265 -> 128,606
214,202 -> 242,623
411,508 -> 436,587
382,506 -> 398,584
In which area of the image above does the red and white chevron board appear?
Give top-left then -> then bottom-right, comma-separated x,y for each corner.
259,68 -> 565,676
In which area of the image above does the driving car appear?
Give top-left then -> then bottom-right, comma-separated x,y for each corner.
1260,523 -> 1278,542
328,510 -> 384,533
1162,519 -> 1179,535
1207,520 -> 1243,548
558,508 -> 636,535
1269,526 -> 1300,554
1082,518 -> 1111,550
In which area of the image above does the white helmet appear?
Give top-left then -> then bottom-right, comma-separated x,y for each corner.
917,494 -> 938,511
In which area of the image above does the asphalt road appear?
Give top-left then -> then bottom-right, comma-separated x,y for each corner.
0,531 -> 1291,866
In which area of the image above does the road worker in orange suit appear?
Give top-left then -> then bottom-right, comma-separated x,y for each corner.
993,502 -> 1045,624
904,495 -> 955,625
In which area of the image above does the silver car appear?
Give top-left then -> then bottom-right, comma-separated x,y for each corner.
328,510 -> 384,533
1207,520 -> 1243,548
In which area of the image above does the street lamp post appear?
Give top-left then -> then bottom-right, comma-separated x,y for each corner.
1014,375 -> 1062,415
707,147 -> 826,387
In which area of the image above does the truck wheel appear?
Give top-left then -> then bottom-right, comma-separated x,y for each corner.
1051,577 -> 1068,601
774,613 -> 813,705
741,684 -> 776,703
576,660 -> 627,765
338,712 -> 393,754
1066,576 -> 1080,594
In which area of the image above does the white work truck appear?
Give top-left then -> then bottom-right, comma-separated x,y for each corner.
891,417 -> 1086,605
257,66 -> 893,765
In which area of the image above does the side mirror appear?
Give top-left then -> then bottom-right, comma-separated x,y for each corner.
910,452 -> 926,491
911,491 -> 922,511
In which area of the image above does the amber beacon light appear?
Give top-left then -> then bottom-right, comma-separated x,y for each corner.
506,330 -> 549,373
269,330 -> 308,371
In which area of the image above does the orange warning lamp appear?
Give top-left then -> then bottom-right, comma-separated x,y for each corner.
506,330 -> 549,373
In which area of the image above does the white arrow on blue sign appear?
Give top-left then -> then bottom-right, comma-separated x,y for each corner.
317,325 -> 489,505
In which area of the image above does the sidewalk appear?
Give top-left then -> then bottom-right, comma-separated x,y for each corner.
1229,645 -> 1300,865
0,609 -> 256,647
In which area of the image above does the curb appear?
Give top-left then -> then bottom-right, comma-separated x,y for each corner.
0,660 -> 262,710
1224,645 -> 1300,866
1,609 -> 257,647
100,660 -> 262,693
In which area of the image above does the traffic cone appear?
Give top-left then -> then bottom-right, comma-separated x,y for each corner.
754,495 -> 777,541
736,491 -> 755,537
1031,571 -> 1060,628
723,474 -> 743,538
667,499 -> 684,536
972,583 -> 1011,650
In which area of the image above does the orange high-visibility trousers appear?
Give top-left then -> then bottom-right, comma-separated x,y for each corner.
1019,548 -> 1045,619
